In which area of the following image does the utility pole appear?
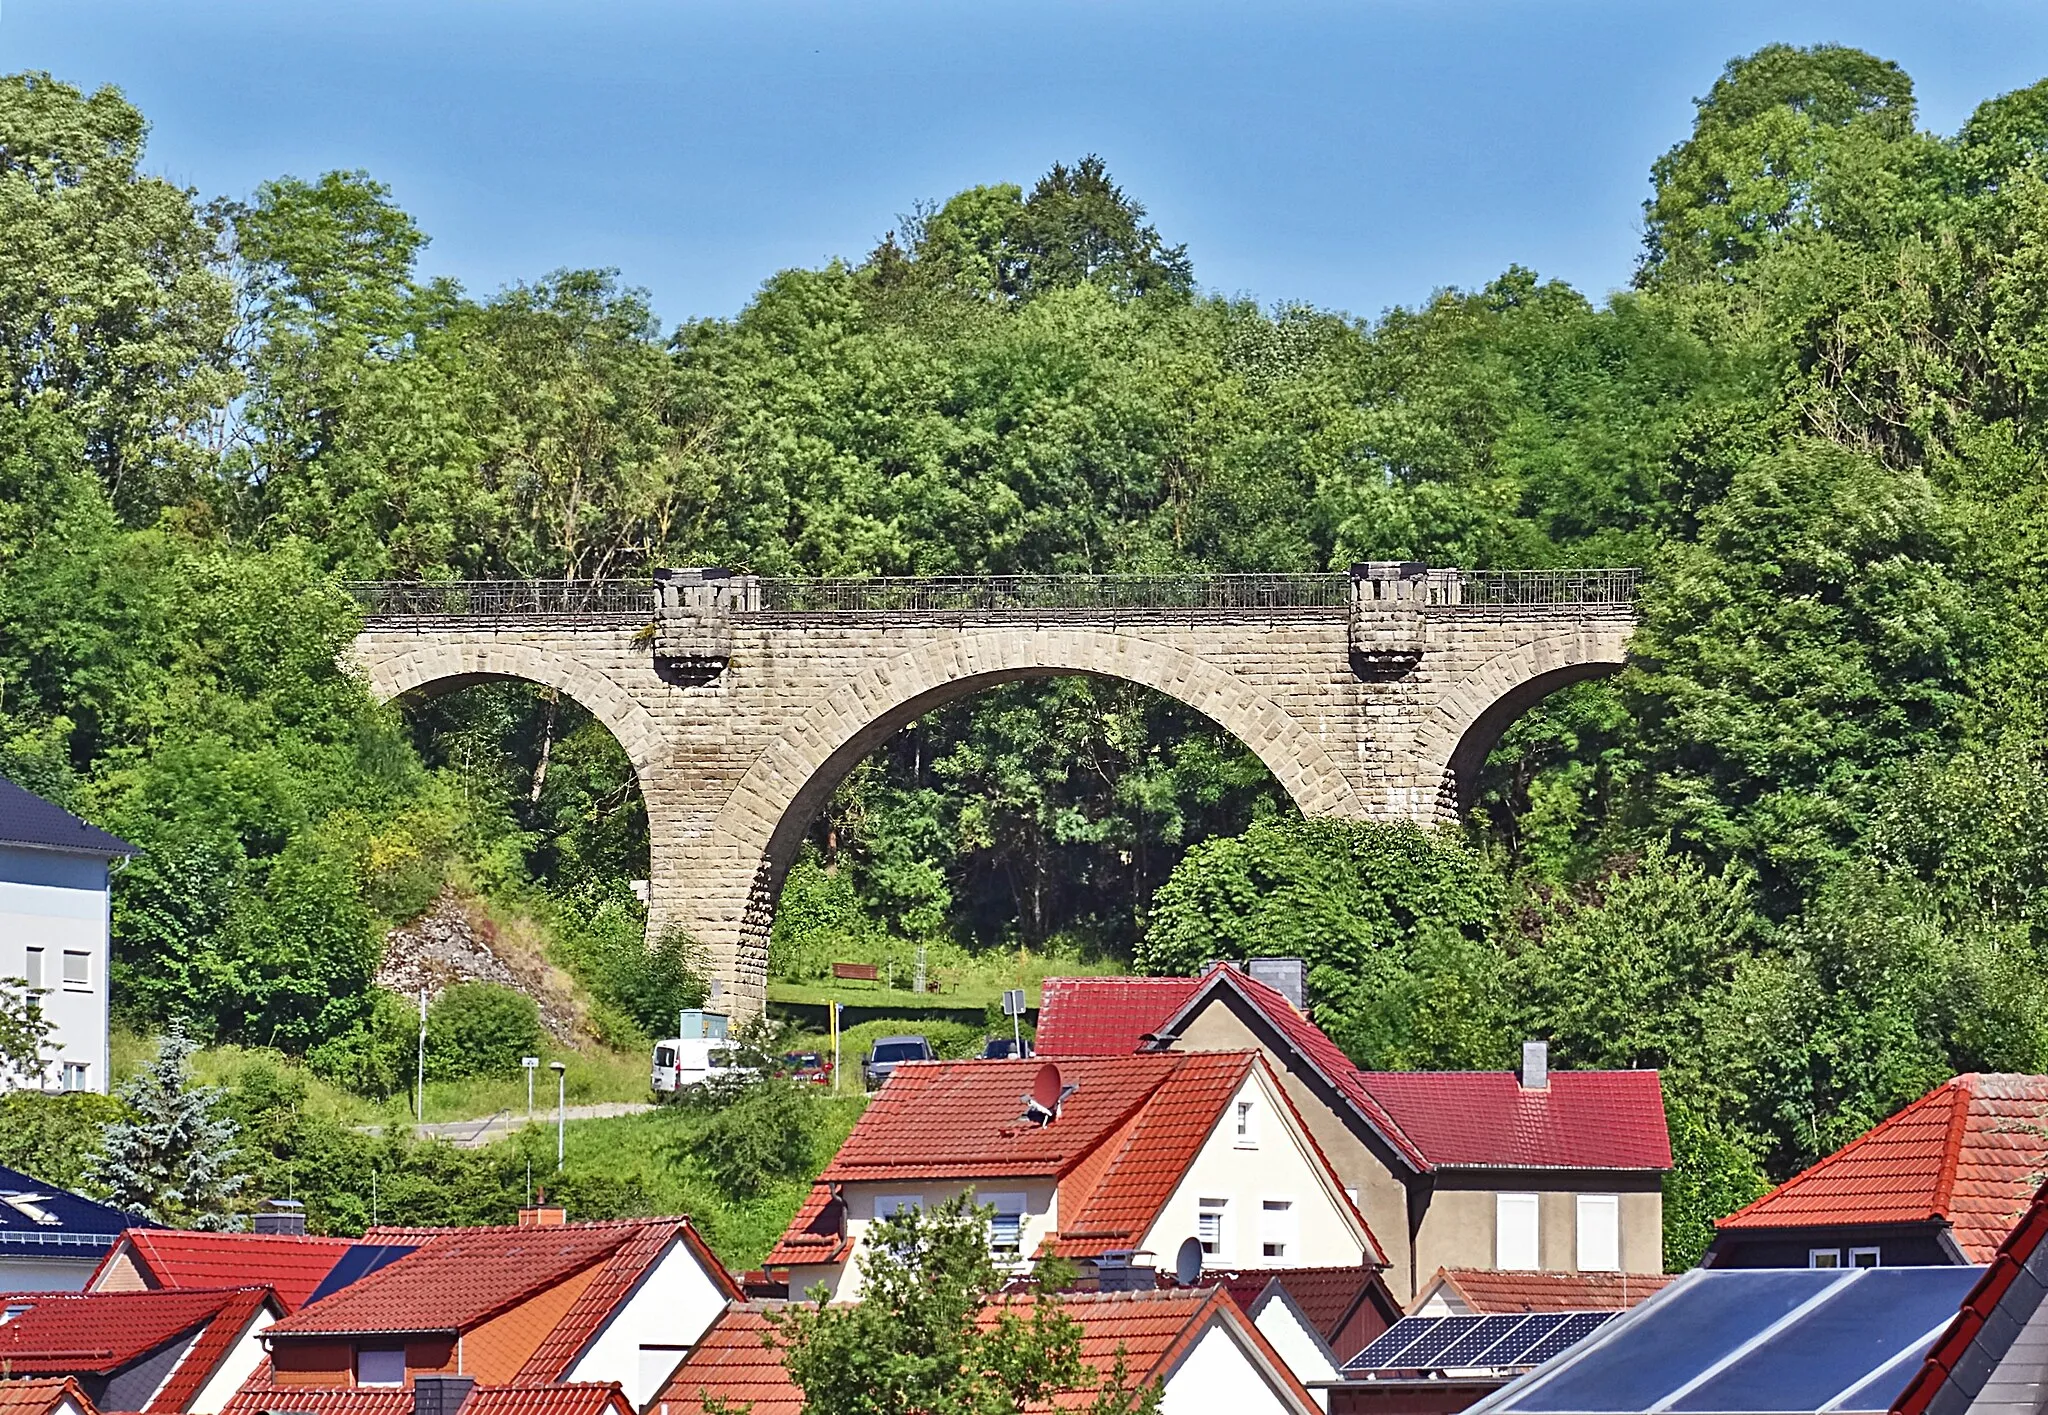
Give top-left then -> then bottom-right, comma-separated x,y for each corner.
416,988 -> 428,1124
551,1061 -> 567,1170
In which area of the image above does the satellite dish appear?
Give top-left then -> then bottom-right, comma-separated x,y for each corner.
1031,1062 -> 1063,1115
1175,1236 -> 1204,1287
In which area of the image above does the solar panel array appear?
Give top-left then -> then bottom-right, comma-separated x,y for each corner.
1346,1311 -> 1621,1373
1479,1266 -> 1985,1414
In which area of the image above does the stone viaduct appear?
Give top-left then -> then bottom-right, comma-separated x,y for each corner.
347,565 -> 1637,1013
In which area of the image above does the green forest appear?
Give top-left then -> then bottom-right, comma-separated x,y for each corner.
9,43 -> 2048,1264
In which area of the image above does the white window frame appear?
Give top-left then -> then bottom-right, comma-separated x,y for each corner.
1496,1192 -> 1540,1270
1234,1098 -> 1259,1149
980,1192 -> 1027,1261
356,1348 -> 406,1387
873,1193 -> 922,1221
60,1063 -> 88,1093
1259,1197 -> 1296,1260
1575,1194 -> 1620,1272
1849,1246 -> 1881,1268
22,948 -> 42,991
1197,1197 -> 1229,1260
1809,1248 -> 1843,1269
60,951 -> 89,991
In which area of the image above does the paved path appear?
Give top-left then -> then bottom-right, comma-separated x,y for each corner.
402,1101 -> 656,1149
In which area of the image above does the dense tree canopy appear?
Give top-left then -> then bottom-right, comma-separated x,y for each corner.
8,45 -> 2048,1264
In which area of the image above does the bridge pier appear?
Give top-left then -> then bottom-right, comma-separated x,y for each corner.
348,567 -> 1635,1015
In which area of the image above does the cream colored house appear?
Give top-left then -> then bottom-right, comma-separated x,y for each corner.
1036,966 -> 1672,1302
766,1051 -> 1385,1300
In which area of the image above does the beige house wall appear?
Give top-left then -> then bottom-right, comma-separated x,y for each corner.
1414,1180 -> 1664,1282
1172,1002 -> 1417,1296
817,1177 -> 1061,1300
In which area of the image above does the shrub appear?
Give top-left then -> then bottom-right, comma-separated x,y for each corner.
687,1079 -> 817,1198
307,989 -> 417,1097
425,983 -> 546,1080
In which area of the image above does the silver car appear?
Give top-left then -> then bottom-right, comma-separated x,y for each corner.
863,1034 -> 933,1089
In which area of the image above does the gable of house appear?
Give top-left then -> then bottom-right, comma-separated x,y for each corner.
1713,1072 -> 2048,1267
0,1286 -> 279,1415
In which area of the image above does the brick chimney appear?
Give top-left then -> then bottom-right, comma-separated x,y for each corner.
518,1204 -> 568,1226
412,1375 -> 474,1415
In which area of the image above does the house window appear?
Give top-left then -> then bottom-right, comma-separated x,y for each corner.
1496,1193 -> 1540,1270
61,1063 -> 88,1092
981,1193 -> 1026,1260
356,1348 -> 405,1386
1234,1099 -> 1258,1148
1849,1247 -> 1881,1268
1809,1249 -> 1842,1269
1576,1194 -> 1620,1272
873,1194 -> 921,1221
61,951 -> 88,990
1260,1199 -> 1296,1260
22,948 -> 43,990
1197,1198 -> 1229,1259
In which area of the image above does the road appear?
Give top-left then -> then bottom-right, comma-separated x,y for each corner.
401,1101 -> 656,1149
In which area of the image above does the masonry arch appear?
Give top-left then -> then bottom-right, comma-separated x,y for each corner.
709,628 -> 1369,941
1412,628 -> 1632,814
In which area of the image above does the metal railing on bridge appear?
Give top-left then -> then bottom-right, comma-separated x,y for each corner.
346,568 -> 1638,621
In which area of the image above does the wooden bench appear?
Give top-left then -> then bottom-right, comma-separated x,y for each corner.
831,962 -> 880,983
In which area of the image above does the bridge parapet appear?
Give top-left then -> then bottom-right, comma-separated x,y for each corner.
344,564 -> 1638,625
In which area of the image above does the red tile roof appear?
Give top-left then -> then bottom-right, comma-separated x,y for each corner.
0,1380 -> 97,1415
220,1384 -> 633,1415
1202,1266 -> 1396,1345
1716,1073 -> 2048,1261
1416,1267 -> 1676,1314
1035,977 -> 1201,1057
0,1287 -> 271,1380
267,1220 -> 709,1341
1356,1069 -> 1671,1171
514,1223 -> 737,1382
143,1287 -> 277,1415
768,1052 -> 1375,1266
1040,966 -> 1668,1174
1894,1179 -> 2048,1415
657,1290 -> 1318,1415
98,1230 -> 357,1312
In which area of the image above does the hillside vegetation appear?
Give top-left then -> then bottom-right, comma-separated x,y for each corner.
8,46 -> 2048,1263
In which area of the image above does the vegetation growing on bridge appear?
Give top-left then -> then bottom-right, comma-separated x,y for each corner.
4,45 -> 2048,1262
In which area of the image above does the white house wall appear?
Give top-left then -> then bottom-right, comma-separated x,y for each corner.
565,1237 -> 740,1406
1162,1321 -> 1304,1415
1250,1299 -> 1335,1411
0,846 -> 112,1094
821,1178 -> 1060,1301
188,1305 -> 276,1415
1144,1070 -> 1369,1270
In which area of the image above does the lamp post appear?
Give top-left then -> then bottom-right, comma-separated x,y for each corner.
522,1056 -> 539,1120
550,1061 -> 567,1170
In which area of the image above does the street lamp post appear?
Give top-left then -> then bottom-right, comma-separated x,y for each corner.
522,1056 -> 539,1120
550,1061 -> 567,1170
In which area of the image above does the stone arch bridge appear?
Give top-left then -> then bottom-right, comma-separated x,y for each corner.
347,565 -> 1637,1012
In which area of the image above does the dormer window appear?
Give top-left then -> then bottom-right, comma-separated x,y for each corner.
356,1348 -> 405,1387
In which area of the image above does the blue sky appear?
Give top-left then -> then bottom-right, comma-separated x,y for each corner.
6,1 -> 2045,327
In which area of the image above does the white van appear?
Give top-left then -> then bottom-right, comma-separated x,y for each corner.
650,1037 -> 745,1097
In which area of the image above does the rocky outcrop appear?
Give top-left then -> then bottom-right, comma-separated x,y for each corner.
376,888 -> 578,1041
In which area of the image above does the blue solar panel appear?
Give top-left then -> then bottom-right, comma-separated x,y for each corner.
1517,1311 -> 1618,1365
1671,1267 -> 1981,1412
303,1242 -> 419,1305
1439,1315 -> 1538,1367
1390,1315 -> 1486,1368
1506,1270 -> 1842,1412
1347,1316 -> 1443,1370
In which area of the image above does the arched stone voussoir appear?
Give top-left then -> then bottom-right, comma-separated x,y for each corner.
1411,625 -> 1632,812
711,628 -> 1367,877
351,637 -> 669,787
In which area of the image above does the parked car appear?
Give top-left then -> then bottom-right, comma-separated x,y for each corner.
981,1036 -> 1032,1059
863,1034 -> 933,1090
651,1038 -> 748,1098
779,1050 -> 833,1084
